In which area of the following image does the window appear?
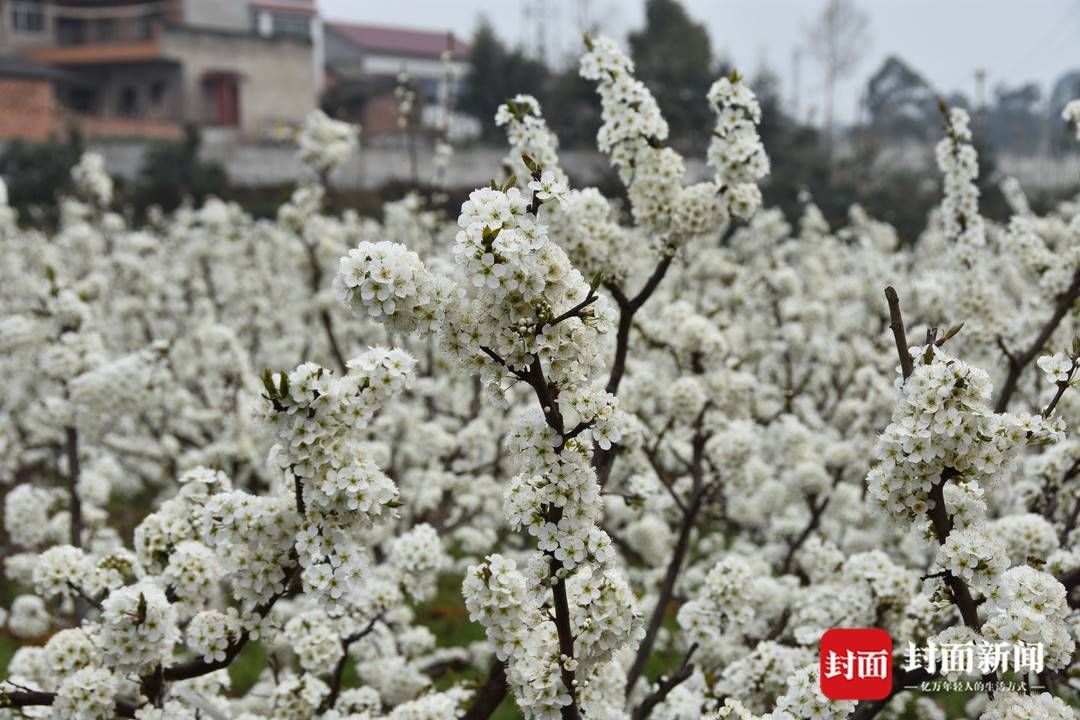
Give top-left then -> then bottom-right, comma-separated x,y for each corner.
12,0 -> 45,33
66,87 -> 97,113
272,12 -> 311,40
150,81 -> 166,107
119,86 -> 138,117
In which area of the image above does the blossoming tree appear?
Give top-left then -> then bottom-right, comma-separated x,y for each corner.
1,35 -> 1079,720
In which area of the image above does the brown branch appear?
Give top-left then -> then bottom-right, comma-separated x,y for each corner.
995,266 -> 1080,413
926,475 -> 981,631
304,242 -> 348,374
625,411 -> 709,696
461,660 -> 508,720
64,424 -> 87,622
550,557 -> 581,720
478,345 -> 528,381
780,493 -> 831,575
0,689 -> 137,717
64,426 -> 82,548
926,472 -> 997,694
884,287 -> 913,381
321,613 -> 382,712
540,290 -> 599,335
1042,357 -> 1078,418
163,565 -> 299,682
630,643 -> 698,720
512,352 -> 579,719
66,580 -> 104,612
593,254 -> 677,486
604,252 -> 675,398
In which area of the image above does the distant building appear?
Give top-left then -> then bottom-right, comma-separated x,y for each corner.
0,0 -> 322,140
0,53 -> 63,140
323,21 -> 478,142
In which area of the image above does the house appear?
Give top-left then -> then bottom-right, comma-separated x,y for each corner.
0,53 -> 67,140
323,21 -> 478,142
0,0 -> 322,140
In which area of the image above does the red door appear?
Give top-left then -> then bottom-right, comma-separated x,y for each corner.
204,73 -> 241,127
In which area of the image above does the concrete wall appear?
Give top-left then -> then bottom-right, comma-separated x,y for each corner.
77,139 -> 687,190
182,0 -> 250,32
71,138 -> 1079,197
161,27 -> 315,135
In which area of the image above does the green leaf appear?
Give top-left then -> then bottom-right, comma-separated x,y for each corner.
589,271 -> 605,293
260,369 -> 277,399
940,322 -> 965,344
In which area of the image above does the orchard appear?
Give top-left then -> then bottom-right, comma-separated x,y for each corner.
1,34 -> 1080,720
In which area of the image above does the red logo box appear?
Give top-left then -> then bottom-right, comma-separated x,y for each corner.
819,628 -> 893,700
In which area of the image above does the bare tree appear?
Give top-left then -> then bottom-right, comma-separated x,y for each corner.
807,0 -> 870,160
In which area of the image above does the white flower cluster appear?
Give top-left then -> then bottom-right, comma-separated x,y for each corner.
388,523 -> 448,601
69,344 -> 168,438
463,553 -> 639,720
1037,351 -> 1074,384
5,484 -> 57,548
263,348 -> 415,607
448,186 -> 616,387
282,608 -> 344,675
163,539 -> 222,610
53,666 -> 117,720
503,412 -> 616,571
707,75 -> 769,219
44,628 -> 99,675
335,241 -> 455,335
579,36 -> 683,231
580,36 -> 767,238
935,107 -> 985,247
186,609 -> 241,663
937,524 -> 1009,592
1063,99 -> 1080,139
33,545 -> 102,601
495,94 -> 566,184
298,109 -> 359,175
273,673 -> 330,720
706,699 -> 763,720
867,348 -> 1061,526
71,152 -> 114,208
98,581 -> 179,672
493,96 -> 629,279
678,556 -> 771,643
980,565 -> 1074,669
197,487 -> 297,612
980,691 -> 1076,720
769,664 -> 855,720
463,554 -> 570,719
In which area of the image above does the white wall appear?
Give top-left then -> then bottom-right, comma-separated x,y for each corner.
182,0 -> 250,31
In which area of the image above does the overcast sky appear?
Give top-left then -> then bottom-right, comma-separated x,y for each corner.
318,0 -> 1080,123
